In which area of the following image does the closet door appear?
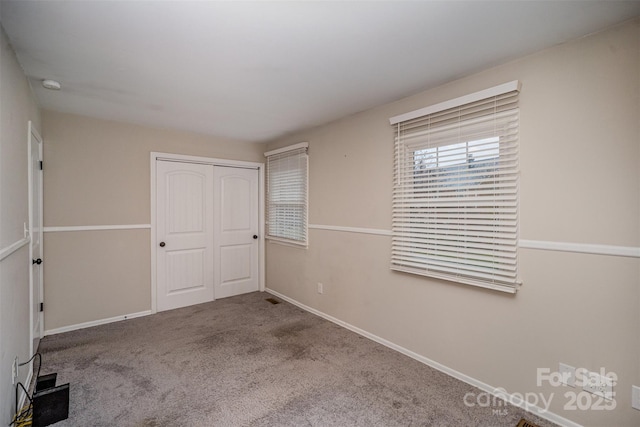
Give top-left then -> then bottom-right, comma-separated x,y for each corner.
213,167 -> 260,298
156,161 -> 214,311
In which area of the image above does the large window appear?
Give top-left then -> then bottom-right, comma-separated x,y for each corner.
390,82 -> 521,293
264,142 -> 309,247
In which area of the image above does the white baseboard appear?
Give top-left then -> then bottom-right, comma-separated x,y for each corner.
15,368 -> 34,416
265,288 -> 581,427
44,310 -> 152,336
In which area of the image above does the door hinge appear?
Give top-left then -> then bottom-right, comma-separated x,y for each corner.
39,303 -> 43,312
39,161 -> 43,170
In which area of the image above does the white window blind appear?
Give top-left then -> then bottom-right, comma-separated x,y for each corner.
265,143 -> 308,247
390,83 -> 521,293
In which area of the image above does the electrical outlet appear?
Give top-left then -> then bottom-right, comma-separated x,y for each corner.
583,370 -> 614,400
12,357 -> 18,385
317,283 -> 323,294
559,363 -> 576,387
632,385 -> 640,411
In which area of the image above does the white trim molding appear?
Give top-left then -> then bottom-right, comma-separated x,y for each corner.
44,224 -> 151,233
17,369 -> 34,417
44,310 -> 152,336
265,288 -> 580,427
154,152 -> 262,170
309,224 -> 392,236
519,239 -> 640,258
307,225 -> 640,259
0,237 -> 30,261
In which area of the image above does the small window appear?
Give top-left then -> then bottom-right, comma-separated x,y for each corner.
264,143 -> 309,247
390,82 -> 521,293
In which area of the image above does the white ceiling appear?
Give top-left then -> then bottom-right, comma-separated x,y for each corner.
2,1 -> 639,143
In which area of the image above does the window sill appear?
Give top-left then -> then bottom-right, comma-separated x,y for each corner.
266,236 -> 308,249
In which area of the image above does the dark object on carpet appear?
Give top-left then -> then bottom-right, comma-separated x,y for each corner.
265,297 -> 281,304
37,292 -> 558,426
32,373 -> 69,427
35,373 -> 57,393
516,418 -> 542,427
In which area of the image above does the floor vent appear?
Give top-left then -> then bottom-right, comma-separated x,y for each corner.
265,298 -> 280,305
516,419 -> 541,427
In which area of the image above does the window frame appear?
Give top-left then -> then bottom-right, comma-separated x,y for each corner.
389,81 -> 521,293
264,142 -> 309,248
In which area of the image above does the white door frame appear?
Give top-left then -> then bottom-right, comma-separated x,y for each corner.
150,152 -> 265,314
28,121 -> 44,353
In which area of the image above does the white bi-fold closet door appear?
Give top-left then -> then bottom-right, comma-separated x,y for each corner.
156,159 -> 260,312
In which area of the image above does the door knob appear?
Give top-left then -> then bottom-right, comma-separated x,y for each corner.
159,242 -> 166,247
253,235 -> 258,240
32,258 -> 42,265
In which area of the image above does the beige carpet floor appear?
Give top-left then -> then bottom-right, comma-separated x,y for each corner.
37,292 -> 557,426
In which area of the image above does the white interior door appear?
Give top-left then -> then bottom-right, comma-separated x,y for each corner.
28,122 -> 43,353
156,160 -> 214,311
213,167 -> 259,299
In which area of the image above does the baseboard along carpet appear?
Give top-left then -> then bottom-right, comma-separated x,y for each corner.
37,292 -> 557,426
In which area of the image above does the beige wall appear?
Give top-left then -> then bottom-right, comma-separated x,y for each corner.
0,27 -> 41,421
266,19 -> 640,427
42,111 -> 265,330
